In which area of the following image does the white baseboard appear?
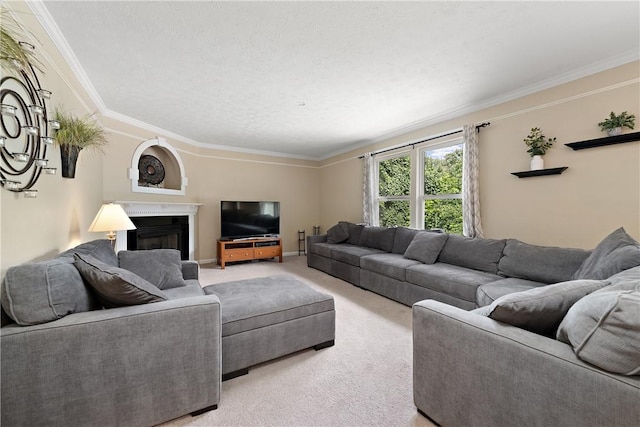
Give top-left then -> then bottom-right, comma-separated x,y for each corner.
197,252 -> 304,265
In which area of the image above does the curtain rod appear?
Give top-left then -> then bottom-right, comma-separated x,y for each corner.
359,122 -> 490,159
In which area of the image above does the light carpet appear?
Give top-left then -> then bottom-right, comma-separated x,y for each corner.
161,255 -> 435,427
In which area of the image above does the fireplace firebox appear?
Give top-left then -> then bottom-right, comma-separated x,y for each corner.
127,216 -> 189,260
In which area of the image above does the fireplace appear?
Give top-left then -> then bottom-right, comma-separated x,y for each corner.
114,201 -> 202,260
127,216 -> 189,260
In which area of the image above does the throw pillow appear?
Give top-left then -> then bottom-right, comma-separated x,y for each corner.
572,227 -> 640,280
74,253 -> 167,308
344,222 -> 364,245
557,284 -> 640,375
483,279 -> 610,336
403,232 -> 449,264
326,222 -> 349,244
118,249 -> 187,290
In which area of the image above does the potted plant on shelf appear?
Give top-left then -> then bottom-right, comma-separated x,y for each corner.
597,111 -> 635,136
524,127 -> 556,171
54,107 -> 108,178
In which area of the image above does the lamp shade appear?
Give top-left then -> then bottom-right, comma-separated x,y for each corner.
88,203 -> 136,233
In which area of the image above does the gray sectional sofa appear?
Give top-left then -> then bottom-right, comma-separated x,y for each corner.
307,221 -> 591,309
309,222 -> 640,425
1,240 -> 221,427
1,239 -> 336,427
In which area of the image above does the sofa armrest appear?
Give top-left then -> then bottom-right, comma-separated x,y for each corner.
413,300 -> 640,427
307,234 -> 327,245
1,295 -> 221,426
181,260 -> 199,280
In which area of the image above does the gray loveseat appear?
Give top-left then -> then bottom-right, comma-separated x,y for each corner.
307,221 -> 592,309
1,240 -> 221,427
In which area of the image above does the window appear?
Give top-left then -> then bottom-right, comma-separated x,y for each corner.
373,139 -> 464,233
376,152 -> 411,227
420,142 -> 463,234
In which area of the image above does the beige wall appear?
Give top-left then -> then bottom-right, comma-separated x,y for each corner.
318,62 -> 640,249
1,2 -> 105,275
2,1 -> 638,277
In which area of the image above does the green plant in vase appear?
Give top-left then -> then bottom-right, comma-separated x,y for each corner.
598,111 -> 635,136
54,107 -> 108,178
523,127 -> 556,171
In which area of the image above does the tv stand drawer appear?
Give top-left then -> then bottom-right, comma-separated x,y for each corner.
255,246 -> 280,259
222,248 -> 254,262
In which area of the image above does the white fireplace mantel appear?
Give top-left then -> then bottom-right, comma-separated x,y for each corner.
114,201 -> 203,260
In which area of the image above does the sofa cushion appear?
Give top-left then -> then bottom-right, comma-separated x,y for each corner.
359,226 -> 396,252
606,266 -> 640,292
498,239 -> 590,284
344,222 -> 364,245
58,239 -> 118,267
572,228 -> 640,280
330,244 -> 385,267
1,257 -> 98,326
403,231 -> 448,264
360,253 -> 421,282
557,283 -> 640,375
476,278 -> 543,307
74,253 -> 167,307
482,279 -> 610,336
118,249 -> 187,290
326,222 -> 349,244
438,235 -> 506,274
392,227 -> 421,254
308,242 -> 340,258
406,263 -> 501,304
162,279 -> 205,299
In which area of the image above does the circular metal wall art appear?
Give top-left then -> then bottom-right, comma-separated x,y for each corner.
138,154 -> 165,185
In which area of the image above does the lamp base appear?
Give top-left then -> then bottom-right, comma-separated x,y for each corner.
106,231 -> 117,250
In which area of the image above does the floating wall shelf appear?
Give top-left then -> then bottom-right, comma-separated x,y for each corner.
511,167 -> 568,179
565,131 -> 640,150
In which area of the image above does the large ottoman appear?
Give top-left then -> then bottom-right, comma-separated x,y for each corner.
203,274 -> 335,381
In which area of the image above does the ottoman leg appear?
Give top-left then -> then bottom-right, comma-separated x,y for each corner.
313,340 -> 335,351
222,368 -> 249,382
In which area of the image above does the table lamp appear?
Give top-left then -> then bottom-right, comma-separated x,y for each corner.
88,203 -> 136,248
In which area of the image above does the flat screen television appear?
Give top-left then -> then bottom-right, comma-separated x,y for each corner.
220,201 -> 280,240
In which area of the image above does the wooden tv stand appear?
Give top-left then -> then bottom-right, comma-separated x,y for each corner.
216,237 -> 283,269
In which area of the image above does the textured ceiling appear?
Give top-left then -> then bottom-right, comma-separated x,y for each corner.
35,1 -> 639,160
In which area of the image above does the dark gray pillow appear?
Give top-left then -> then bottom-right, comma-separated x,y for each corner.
403,232 -> 449,264
344,222 -> 364,245
326,223 -> 349,244
1,257 -> 98,326
359,226 -> 396,252
572,228 -> 640,280
392,227 -> 421,254
483,279 -> 610,336
438,235 -> 506,274
74,253 -> 167,308
118,249 -> 187,290
557,284 -> 640,375
498,239 -> 591,284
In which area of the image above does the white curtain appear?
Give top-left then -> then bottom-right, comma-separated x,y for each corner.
462,124 -> 484,238
362,152 -> 375,225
